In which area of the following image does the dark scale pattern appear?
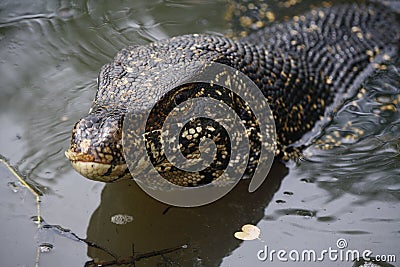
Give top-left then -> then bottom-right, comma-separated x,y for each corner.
224,4 -> 399,150
66,3 -> 400,182
141,82 -> 262,186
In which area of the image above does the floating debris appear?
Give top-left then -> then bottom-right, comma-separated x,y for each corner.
39,243 -> 54,253
30,215 -> 44,225
234,224 -> 260,241
111,214 -> 134,225
7,181 -> 22,193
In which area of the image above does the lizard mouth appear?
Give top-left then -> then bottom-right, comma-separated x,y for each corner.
65,149 -> 130,182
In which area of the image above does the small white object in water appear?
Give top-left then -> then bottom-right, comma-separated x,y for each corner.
39,243 -> 54,253
7,181 -> 22,193
111,214 -> 134,225
234,224 -> 260,240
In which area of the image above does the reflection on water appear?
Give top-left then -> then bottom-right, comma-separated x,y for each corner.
0,0 -> 399,266
87,163 -> 287,266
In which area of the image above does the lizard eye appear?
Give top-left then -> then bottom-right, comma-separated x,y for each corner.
174,92 -> 188,106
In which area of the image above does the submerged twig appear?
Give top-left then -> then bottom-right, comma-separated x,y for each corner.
0,155 -> 42,229
0,155 -> 43,267
84,244 -> 188,267
0,155 -> 43,197
39,222 -> 118,259
1,155 -> 188,266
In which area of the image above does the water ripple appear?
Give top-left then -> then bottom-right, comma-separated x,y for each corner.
300,61 -> 400,203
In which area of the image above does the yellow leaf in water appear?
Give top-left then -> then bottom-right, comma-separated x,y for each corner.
234,224 -> 260,240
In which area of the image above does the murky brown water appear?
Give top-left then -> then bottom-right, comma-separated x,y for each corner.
0,0 -> 399,266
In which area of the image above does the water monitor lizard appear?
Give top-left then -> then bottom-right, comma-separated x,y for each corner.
65,3 -> 399,183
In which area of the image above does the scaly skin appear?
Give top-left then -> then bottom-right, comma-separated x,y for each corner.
66,3 -> 399,182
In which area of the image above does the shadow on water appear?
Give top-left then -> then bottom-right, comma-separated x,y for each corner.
86,162 -> 288,266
